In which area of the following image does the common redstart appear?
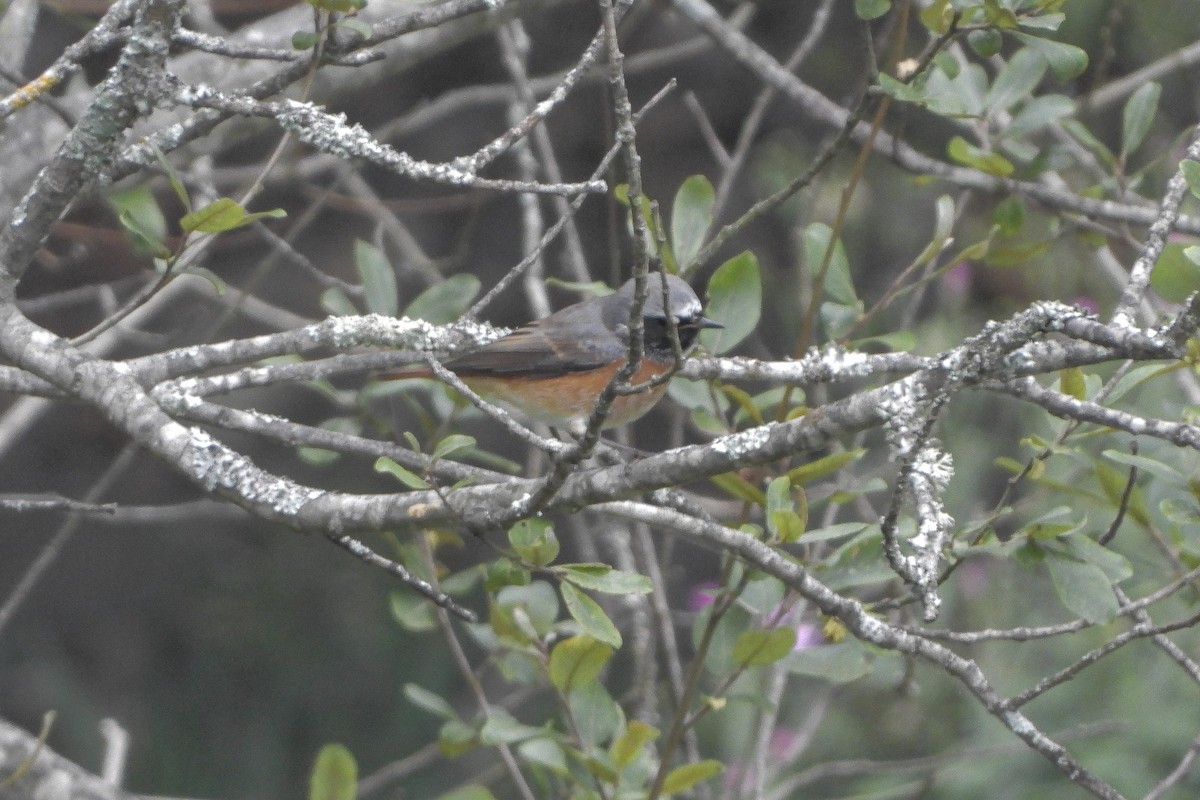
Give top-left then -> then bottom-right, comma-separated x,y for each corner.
383,272 -> 721,429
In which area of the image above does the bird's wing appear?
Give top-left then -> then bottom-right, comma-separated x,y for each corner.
447,317 -> 619,377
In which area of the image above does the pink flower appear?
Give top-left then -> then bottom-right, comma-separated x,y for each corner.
687,581 -> 719,611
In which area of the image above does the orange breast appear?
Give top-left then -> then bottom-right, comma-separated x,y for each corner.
463,359 -> 672,429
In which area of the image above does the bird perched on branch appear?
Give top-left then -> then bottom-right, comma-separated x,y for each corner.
381,272 -> 721,429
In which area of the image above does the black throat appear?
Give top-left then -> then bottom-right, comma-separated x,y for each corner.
642,316 -> 701,359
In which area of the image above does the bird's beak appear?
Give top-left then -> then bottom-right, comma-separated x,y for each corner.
696,316 -> 724,330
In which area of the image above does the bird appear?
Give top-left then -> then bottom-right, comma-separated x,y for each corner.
381,272 -> 721,429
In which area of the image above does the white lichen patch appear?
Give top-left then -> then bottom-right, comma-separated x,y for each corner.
186,429 -> 324,515
710,423 -> 776,457
324,315 -> 506,353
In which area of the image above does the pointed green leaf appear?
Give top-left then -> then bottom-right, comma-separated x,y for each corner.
561,582 -> 621,647
1013,33 -> 1088,81
610,721 -> 659,769
548,634 -> 614,692
309,744 -> 357,800
518,738 -> 568,775
700,251 -> 762,354
671,175 -> 715,271
986,48 -> 1048,114
1006,94 -> 1075,138
805,223 -> 856,306
354,240 -> 398,316
321,286 -> 358,317
787,449 -> 866,485
732,627 -> 798,667
558,564 -> 651,594
405,274 -> 482,323
374,456 -> 430,489
1059,367 -> 1086,400
710,471 -> 767,507
947,136 -> 1014,176
432,433 -> 476,462
180,197 -> 285,233
479,708 -> 541,745
404,684 -> 459,721
660,760 -> 724,796
1121,82 -> 1160,158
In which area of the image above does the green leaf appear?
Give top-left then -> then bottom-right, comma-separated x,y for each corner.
438,787 -> 496,800
1012,33 -> 1088,81
309,744 -> 357,800
1063,119 -> 1117,169
670,175 -> 715,271
548,634 -> 614,692
986,48 -> 1048,114
568,681 -> 623,748
787,449 -> 865,485
805,223 -> 856,306
919,0 -> 952,33
374,456 -> 430,489
432,433 -> 476,462
508,518 -> 559,568
1182,160 -> 1200,199
909,195 -> 955,270
484,558 -> 530,592
732,627 -> 798,667
782,640 -> 873,682
710,471 -> 767,507
854,0 -> 890,20
149,144 -> 190,211
992,197 -> 1025,236
110,186 -> 170,257
968,28 -> 1003,58
389,590 -> 436,632
404,684 -> 458,721
1102,449 -> 1183,485
1043,546 -> 1119,623
1056,534 -> 1132,582
1121,82 -> 1160,158
1059,367 -> 1086,400
495,582 -> 559,638
292,30 -> 320,50
700,251 -> 762,354
1006,94 -> 1075,138
561,583 -> 622,647
180,197 -> 285,233
404,274 -> 482,323
116,208 -> 172,258
1150,241 -> 1200,301
518,738 -> 568,775
354,240 -> 398,316
558,564 -> 652,594
610,721 -> 659,769
765,476 -> 804,543
321,287 -> 358,317
660,760 -> 724,796
479,708 -> 541,745
437,719 -> 478,757
947,136 -> 1014,176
